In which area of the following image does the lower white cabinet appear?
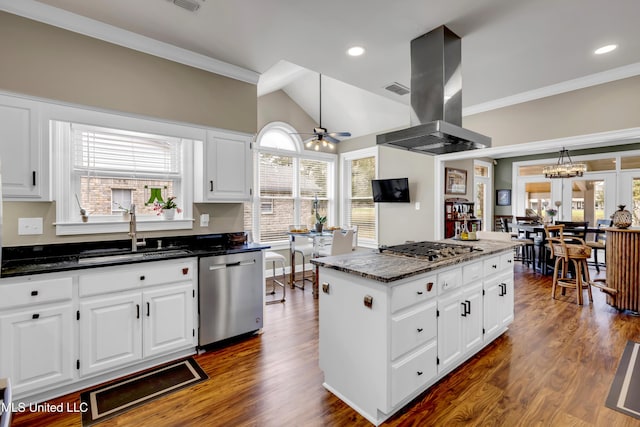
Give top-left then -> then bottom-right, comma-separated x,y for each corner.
0,257 -> 198,402
0,303 -> 74,396
318,249 -> 515,426
78,259 -> 196,377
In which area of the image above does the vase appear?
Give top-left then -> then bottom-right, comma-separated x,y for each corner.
315,223 -> 324,233
163,208 -> 176,220
611,205 -> 632,229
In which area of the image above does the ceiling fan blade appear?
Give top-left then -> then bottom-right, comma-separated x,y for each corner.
327,131 -> 351,138
289,132 -> 317,135
324,135 -> 340,144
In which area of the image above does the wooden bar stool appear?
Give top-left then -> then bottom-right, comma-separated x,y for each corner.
265,251 -> 286,304
545,225 -> 593,305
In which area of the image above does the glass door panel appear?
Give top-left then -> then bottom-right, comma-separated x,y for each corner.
564,173 -> 616,227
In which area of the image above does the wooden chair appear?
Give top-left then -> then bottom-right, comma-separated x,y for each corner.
586,219 -> 611,272
544,224 -> 593,305
514,217 -> 537,268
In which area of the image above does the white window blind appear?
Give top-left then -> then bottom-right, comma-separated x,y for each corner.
259,153 -> 295,242
346,156 -> 376,240
72,124 -> 181,178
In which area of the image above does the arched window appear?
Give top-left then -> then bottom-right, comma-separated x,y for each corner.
249,122 -> 336,244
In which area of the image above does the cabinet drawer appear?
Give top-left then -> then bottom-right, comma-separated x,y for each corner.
391,300 -> 437,359
437,268 -> 462,294
0,277 -> 72,309
462,261 -> 482,284
500,251 -> 515,270
391,340 -> 437,406
79,259 -> 196,297
483,255 -> 501,276
391,275 -> 436,312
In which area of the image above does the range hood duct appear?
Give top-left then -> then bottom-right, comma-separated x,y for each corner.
377,26 -> 491,155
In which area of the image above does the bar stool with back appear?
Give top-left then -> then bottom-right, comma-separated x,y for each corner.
545,224 -> 593,305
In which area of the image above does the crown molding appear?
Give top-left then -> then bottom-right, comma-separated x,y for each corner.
0,0 -> 259,84
463,62 -> 640,117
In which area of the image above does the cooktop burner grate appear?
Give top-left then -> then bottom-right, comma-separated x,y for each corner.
379,241 -> 473,261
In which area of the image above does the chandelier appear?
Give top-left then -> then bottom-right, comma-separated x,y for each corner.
543,148 -> 587,179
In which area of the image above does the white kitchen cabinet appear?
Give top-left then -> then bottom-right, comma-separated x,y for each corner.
0,275 -> 74,397
318,248 -> 515,426
195,129 -> 253,202
78,258 -> 197,377
79,292 -> 143,376
0,94 -> 49,200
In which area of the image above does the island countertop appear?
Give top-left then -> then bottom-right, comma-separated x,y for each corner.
310,239 -> 519,283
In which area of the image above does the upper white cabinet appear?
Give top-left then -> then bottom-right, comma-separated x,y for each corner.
0,94 -> 50,200
195,130 -> 253,202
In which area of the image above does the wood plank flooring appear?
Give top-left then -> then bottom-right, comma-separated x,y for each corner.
11,265 -> 640,426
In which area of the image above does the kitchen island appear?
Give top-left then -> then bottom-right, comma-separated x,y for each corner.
311,239 -> 517,426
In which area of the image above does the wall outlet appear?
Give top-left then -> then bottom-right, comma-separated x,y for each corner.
415,202 -> 421,210
200,213 -> 210,227
18,217 -> 43,235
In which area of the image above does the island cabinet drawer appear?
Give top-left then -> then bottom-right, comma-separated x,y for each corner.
391,340 -> 437,407
462,261 -> 483,284
437,268 -> 462,294
79,260 -> 195,297
0,277 -> 73,309
391,300 -> 437,360
483,256 -> 502,276
391,275 -> 436,312
500,252 -> 515,270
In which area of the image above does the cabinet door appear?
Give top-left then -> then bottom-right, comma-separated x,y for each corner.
483,278 -> 502,339
79,292 -> 142,376
462,283 -> 484,354
204,131 -> 252,201
437,289 -> 463,374
0,95 -> 47,199
0,304 -> 73,396
498,275 -> 515,327
143,283 -> 195,358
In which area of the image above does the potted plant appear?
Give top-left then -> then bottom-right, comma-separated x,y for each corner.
545,208 -> 557,224
315,212 -> 327,233
154,196 -> 182,220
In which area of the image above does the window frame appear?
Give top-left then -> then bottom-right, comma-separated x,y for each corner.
48,103 -> 199,235
340,147 -> 379,248
252,122 -> 337,248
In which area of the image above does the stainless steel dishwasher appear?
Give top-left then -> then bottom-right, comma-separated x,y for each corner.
198,251 -> 264,346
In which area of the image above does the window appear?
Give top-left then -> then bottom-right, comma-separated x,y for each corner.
51,106 -> 198,235
341,147 -> 377,246
252,122 -> 336,244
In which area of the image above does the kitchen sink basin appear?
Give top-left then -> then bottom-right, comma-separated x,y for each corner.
78,249 -> 192,265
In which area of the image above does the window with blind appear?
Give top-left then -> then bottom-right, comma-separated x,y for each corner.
342,147 -> 377,245
253,122 -> 336,244
52,116 -> 196,235
71,123 -> 183,217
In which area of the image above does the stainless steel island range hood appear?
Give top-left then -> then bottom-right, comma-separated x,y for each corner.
377,26 -> 491,155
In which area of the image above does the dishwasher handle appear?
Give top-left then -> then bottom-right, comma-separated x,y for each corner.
209,259 -> 256,271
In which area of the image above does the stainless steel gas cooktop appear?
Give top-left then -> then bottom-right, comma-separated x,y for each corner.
379,241 -> 474,261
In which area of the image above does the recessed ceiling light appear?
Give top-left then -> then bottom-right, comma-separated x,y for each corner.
594,44 -> 617,55
347,46 -> 365,57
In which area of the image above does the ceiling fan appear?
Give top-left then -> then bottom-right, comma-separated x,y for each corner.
292,74 -> 351,150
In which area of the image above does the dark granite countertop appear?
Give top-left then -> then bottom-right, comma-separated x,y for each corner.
1,234 -> 270,278
310,239 -> 518,283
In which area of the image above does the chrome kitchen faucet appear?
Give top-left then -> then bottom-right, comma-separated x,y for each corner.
128,204 -> 146,252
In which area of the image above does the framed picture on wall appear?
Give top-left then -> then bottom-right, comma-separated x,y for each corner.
445,168 -> 467,195
496,189 -> 511,206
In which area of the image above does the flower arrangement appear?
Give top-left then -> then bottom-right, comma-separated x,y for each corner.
546,209 -> 557,217
153,196 -> 182,216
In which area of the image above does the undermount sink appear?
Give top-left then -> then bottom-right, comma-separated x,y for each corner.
78,249 -> 192,265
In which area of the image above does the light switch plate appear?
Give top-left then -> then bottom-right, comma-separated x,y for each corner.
200,213 -> 210,227
19,217 -> 43,235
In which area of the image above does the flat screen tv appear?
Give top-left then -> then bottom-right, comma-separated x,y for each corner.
371,178 -> 410,203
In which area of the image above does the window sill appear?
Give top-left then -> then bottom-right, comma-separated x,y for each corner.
54,218 -> 194,236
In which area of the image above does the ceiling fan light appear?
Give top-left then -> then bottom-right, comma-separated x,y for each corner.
305,140 -> 312,148
314,143 -> 320,151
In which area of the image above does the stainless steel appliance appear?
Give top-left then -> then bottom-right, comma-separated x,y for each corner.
198,251 -> 264,346
379,241 -> 474,261
376,26 -> 491,154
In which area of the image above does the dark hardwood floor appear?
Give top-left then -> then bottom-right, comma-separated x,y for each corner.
11,264 -> 640,426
